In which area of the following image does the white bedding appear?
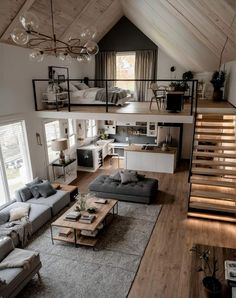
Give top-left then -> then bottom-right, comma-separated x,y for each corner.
70,88 -> 129,106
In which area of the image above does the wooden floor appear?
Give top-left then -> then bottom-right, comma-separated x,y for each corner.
73,158 -> 236,298
41,100 -> 234,115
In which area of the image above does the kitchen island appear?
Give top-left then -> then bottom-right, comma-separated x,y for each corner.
124,144 -> 177,173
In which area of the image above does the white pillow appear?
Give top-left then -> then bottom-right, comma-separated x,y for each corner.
9,205 -> 30,221
75,82 -> 89,90
59,82 -> 78,92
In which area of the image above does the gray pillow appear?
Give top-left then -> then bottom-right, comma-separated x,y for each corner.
0,209 -> 10,225
18,187 -> 32,202
26,177 -> 43,198
120,170 -> 138,184
36,181 -> 57,198
109,171 -> 121,182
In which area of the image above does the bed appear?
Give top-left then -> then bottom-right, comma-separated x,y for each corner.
70,87 -> 129,106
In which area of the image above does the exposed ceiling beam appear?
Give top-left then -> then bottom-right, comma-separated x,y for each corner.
59,0 -> 95,41
0,0 -> 36,40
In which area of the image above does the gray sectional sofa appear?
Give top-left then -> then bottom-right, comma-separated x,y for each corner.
89,174 -> 158,204
0,186 -> 70,247
0,237 -> 41,298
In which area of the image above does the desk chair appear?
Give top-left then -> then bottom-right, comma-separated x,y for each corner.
149,83 -> 168,110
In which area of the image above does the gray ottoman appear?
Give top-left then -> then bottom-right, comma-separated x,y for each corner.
88,175 -> 158,204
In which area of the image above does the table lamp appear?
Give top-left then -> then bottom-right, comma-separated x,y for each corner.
51,138 -> 68,163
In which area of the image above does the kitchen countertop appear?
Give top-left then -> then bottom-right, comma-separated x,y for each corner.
124,144 -> 177,154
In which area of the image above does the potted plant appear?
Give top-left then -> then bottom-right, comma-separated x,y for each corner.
191,246 -> 221,297
210,71 -> 226,101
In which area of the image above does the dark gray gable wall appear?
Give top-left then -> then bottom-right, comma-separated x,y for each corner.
98,16 -> 157,51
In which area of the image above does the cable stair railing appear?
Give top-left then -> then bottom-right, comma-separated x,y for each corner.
188,112 -> 236,222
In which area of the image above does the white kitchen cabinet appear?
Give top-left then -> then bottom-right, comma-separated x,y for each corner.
116,121 -> 136,126
125,149 -> 177,173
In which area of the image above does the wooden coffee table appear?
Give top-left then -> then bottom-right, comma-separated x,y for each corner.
50,198 -> 118,247
190,244 -> 236,298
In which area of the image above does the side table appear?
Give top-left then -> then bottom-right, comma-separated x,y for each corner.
52,183 -> 78,201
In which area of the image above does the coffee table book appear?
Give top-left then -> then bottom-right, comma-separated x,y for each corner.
50,198 -> 118,247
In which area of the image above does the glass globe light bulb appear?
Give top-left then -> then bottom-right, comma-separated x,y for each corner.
11,28 -> 29,45
58,52 -> 71,64
85,41 -> 99,55
29,49 -> 44,62
20,12 -> 39,31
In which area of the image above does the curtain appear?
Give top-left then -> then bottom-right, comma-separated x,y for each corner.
135,50 -> 157,101
95,51 -> 116,88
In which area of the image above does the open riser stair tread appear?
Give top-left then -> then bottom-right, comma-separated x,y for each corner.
196,119 -> 235,123
189,200 -> 236,213
194,145 -> 236,151
193,151 -> 236,159
194,138 -> 236,143
191,176 -> 236,188
192,167 -> 236,176
190,190 -> 236,201
196,125 -> 235,129
195,132 -> 235,136
192,159 -> 236,167
187,212 -> 236,222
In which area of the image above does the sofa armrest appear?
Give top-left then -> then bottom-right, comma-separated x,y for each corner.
0,237 -> 14,262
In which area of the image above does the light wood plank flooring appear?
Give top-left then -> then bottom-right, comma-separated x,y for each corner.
72,158 -> 236,298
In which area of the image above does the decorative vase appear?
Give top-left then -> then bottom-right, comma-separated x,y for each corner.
202,276 -> 222,298
212,89 -> 223,101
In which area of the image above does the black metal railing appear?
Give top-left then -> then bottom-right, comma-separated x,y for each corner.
32,78 -> 198,115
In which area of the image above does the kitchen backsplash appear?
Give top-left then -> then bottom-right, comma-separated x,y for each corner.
109,126 -> 156,144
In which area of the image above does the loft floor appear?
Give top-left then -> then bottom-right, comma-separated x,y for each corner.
73,158 -> 236,298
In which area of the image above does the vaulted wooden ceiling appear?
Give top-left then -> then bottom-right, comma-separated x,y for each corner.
0,0 -> 235,72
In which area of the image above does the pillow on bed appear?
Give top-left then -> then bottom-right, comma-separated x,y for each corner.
75,82 -> 89,90
59,82 -> 78,92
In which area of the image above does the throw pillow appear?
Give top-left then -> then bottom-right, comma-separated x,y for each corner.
109,171 -> 121,182
26,177 -> 43,198
9,204 -> 30,221
75,82 -> 89,90
59,82 -> 78,92
120,170 -> 138,184
18,187 -> 33,202
37,181 -> 56,198
0,209 -> 10,225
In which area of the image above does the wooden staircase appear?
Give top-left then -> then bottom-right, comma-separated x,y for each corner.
188,113 -> 236,222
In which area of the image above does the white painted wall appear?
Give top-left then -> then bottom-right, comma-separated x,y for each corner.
157,48 -> 187,79
0,43 -> 84,179
224,60 -> 236,107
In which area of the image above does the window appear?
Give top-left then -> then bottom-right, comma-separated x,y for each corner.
116,52 -> 136,92
86,120 -> 97,138
45,120 -> 60,163
0,121 -> 32,204
68,119 -> 76,148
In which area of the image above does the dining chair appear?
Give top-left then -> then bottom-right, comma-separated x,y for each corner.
149,83 -> 168,110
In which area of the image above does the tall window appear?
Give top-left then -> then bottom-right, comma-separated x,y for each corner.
86,120 -> 97,138
116,52 -> 136,92
68,119 -> 76,148
0,121 -> 32,204
45,120 -> 60,163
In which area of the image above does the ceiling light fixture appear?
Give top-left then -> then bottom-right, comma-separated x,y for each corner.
10,0 -> 99,62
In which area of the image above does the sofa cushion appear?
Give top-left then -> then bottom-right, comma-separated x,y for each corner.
17,187 -> 32,202
120,170 -> 138,184
26,177 -> 43,198
36,181 -> 56,198
0,237 -> 14,263
9,204 -> 30,222
89,175 -> 158,198
27,190 -> 70,216
109,171 -> 121,182
0,209 -> 10,225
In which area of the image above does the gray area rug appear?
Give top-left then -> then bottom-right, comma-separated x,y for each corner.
19,201 -> 162,298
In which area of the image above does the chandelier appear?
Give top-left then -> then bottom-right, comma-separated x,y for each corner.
10,0 -> 99,62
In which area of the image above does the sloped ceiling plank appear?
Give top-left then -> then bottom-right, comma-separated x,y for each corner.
28,0 -> 89,39
167,0 -> 236,64
59,0 -> 94,41
123,0 -> 219,71
194,0 -> 236,46
0,0 -> 34,40
121,0 -> 197,71
160,0 -> 221,57
93,0 -> 123,42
